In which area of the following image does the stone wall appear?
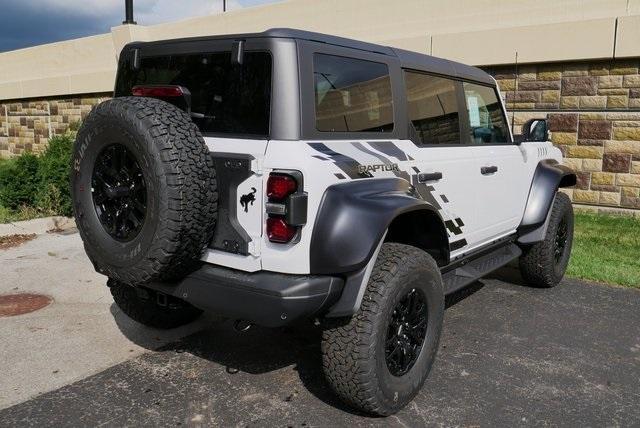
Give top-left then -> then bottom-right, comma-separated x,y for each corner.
0,94 -> 110,158
485,59 -> 640,211
1,58 -> 639,211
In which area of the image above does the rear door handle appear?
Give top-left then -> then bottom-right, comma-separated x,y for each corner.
418,172 -> 443,182
481,166 -> 498,175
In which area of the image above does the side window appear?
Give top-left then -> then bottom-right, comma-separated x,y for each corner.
313,53 -> 393,132
463,82 -> 509,144
404,71 -> 461,145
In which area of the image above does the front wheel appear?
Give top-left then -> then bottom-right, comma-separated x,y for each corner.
321,243 -> 444,416
519,192 -> 574,288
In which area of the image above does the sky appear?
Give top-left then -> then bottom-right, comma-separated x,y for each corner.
0,0 -> 281,53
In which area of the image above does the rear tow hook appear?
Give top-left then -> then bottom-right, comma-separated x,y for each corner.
233,319 -> 252,332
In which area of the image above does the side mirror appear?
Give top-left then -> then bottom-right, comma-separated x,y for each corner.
520,118 -> 549,143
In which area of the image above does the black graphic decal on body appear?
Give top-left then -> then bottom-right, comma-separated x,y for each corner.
352,142 -> 411,182
450,238 -> 467,251
409,168 -> 442,211
445,219 -> 463,236
308,143 -> 372,179
352,142 -> 393,165
240,187 -> 257,213
368,141 -> 408,161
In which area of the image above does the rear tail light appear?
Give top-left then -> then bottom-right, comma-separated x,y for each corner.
265,172 -> 306,244
266,217 -> 297,243
131,85 -> 184,97
267,174 -> 297,200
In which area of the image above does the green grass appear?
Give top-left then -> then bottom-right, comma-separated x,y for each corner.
567,212 -> 640,288
0,204 -> 41,223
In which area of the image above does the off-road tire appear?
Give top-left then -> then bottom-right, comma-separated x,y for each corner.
519,192 -> 574,287
109,279 -> 202,329
321,243 -> 444,416
72,97 -> 217,285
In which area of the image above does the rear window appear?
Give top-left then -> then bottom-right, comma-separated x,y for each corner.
313,53 -> 393,133
116,51 -> 272,137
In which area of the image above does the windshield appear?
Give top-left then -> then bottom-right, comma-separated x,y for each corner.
115,51 -> 272,137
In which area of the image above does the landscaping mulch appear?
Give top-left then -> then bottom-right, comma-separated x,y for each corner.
0,234 -> 36,250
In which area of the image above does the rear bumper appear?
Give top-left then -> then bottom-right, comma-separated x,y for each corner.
145,264 -> 344,327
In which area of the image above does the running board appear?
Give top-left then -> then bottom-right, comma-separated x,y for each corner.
441,243 -> 522,295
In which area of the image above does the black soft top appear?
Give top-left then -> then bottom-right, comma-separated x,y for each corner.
128,28 -> 495,86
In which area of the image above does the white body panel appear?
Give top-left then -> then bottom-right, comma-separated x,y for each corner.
199,135 -> 562,275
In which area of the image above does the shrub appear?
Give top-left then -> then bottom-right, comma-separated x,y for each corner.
0,133 -> 75,222
0,153 -> 40,210
36,134 -> 74,216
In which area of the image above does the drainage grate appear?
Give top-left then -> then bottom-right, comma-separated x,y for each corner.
0,294 -> 52,317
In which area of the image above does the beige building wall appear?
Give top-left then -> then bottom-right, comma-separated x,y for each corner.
0,0 -> 639,100
1,0 -> 639,211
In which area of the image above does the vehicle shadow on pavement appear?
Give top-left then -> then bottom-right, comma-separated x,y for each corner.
108,279 -> 488,417
179,320 -> 369,415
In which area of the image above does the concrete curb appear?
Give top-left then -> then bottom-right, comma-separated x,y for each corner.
0,217 -> 76,237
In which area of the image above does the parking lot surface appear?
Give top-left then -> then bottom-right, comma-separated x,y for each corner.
1,232 -> 639,426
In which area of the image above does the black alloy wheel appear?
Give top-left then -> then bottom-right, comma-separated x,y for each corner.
91,143 -> 147,242
385,287 -> 429,377
554,217 -> 569,264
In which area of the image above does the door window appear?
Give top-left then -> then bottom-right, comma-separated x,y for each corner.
313,54 -> 393,132
404,71 -> 461,145
462,83 -> 509,144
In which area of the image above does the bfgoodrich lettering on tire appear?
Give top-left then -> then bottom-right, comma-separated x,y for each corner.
321,243 -> 444,416
71,97 -> 218,285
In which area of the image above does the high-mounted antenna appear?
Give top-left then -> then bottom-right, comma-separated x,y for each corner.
510,51 -> 518,137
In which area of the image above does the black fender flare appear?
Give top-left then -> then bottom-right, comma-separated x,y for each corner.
518,159 -> 576,244
310,177 -> 444,275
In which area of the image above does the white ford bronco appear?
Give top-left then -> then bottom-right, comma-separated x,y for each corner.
72,29 -> 576,415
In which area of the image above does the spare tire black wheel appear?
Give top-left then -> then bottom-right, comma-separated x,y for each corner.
72,97 -> 217,285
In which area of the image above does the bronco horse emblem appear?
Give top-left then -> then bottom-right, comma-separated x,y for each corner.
240,187 -> 257,212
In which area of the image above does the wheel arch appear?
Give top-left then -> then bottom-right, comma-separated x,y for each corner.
310,177 -> 449,275
385,209 -> 449,266
518,159 -> 576,244
311,177 -> 450,318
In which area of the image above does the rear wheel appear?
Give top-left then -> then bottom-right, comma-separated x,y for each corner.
321,243 -> 444,416
109,279 -> 202,329
519,192 -> 574,287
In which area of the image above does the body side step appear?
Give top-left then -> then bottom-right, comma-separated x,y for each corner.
441,243 -> 522,295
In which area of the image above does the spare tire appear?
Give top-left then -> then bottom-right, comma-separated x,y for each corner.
71,97 -> 217,285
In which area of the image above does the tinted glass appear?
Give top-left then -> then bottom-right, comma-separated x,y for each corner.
116,51 -> 271,136
463,82 -> 509,144
313,54 -> 393,132
404,71 -> 461,145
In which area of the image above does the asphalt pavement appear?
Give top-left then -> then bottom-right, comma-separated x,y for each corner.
1,232 -> 639,427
